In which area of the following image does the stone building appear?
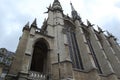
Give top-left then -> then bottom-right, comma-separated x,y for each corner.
6,0 -> 120,80
0,48 -> 14,79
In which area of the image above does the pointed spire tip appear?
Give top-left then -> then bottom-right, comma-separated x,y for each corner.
26,22 -> 29,26
24,21 -> 29,28
32,18 -> 37,24
70,1 -> 75,11
31,18 -> 37,27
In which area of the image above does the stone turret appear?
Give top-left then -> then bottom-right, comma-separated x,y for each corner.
29,18 -> 37,36
70,2 -> 82,22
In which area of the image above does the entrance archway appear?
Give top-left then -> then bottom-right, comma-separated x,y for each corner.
30,38 -> 49,73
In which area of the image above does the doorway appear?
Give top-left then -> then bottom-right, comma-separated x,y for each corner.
30,38 -> 48,73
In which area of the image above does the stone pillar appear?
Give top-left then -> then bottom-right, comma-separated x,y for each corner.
88,26 -> 113,75
8,29 -> 29,76
20,34 -> 34,73
74,20 -> 95,71
99,32 -> 120,78
18,25 -> 36,77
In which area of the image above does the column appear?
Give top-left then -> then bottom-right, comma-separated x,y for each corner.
75,20 -> 95,71
88,26 -> 113,75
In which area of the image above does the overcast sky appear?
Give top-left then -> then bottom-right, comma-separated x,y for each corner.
0,0 -> 120,52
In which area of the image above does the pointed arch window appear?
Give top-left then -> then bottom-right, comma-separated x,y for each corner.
30,38 -> 49,73
83,29 -> 103,74
64,20 -> 84,70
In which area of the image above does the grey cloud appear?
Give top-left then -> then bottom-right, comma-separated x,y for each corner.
0,0 -> 30,51
0,30 -> 21,52
0,0 -> 120,52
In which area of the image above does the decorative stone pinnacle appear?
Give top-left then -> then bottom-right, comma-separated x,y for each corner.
87,19 -> 94,27
70,2 -> 75,11
25,22 -> 29,27
31,18 -> 37,28
97,25 -> 103,33
32,18 -> 37,25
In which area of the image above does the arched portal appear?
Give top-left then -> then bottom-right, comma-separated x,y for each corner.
30,38 -> 49,73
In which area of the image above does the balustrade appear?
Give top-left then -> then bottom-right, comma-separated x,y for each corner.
29,71 -> 46,80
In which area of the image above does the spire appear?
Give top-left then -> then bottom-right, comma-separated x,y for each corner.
22,22 -> 29,31
106,31 -> 117,40
32,18 -> 37,25
97,25 -> 104,33
86,19 -> 94,27
70,2 -> 75,11
31,18 -> 37,28
25,22 -> 29,28
106,31 -> 113,37
70,2 -> 81,21
49,4 -> 52,9
52,0 -> 63,12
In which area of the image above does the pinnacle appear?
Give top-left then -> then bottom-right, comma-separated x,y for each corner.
22,21 -> 29,31
70,2 -> 76,11
49,4 -> 52,9
25,22 -> 29,27
31,18 -> 37,27
97,25 -> 104,33
70,2 -> 79,20
32,18 -> 36,24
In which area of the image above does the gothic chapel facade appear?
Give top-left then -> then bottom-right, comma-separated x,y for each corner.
6,0 -> 120,80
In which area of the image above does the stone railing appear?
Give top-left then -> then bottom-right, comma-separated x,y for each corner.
29,71 -> 46,80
